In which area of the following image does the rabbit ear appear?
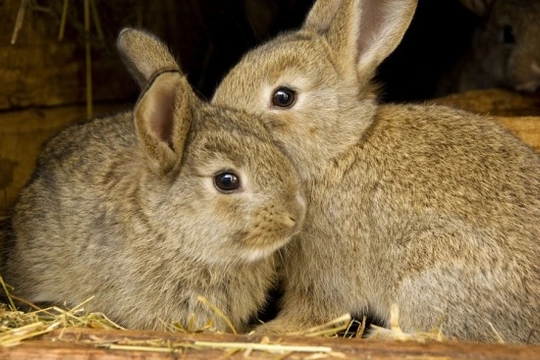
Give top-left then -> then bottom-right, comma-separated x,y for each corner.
134,71 -> 194,174
459,0 -> 493,16
116,28 -> 180,88
303,0 -> 417,80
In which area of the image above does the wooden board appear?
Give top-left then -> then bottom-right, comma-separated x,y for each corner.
431,88 -> 540,151
1,328 -> 539,360
493,116 -> 540,152
0,0 -> 134,110
431,88 -> 540,117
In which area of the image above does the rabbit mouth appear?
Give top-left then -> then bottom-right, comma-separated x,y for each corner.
513,62 -> 540,93
514,80 -> 540,93
240,241 -> 287,263
238,235 -> 293,263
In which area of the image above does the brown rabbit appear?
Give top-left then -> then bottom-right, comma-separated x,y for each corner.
1,28 -> 306,332
212,0 -> 540,343
438,0 -> 540,94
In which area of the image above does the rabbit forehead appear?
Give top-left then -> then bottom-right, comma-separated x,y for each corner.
214,35 -> 336,109
489,0 -> 540,27
183,106 -> 297,183
193,103 -> 267,136
186,132 -> 291,178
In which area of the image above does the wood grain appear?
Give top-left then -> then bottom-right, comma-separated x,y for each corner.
431,88 -> 540,117
492,116 -> 540,152
0,0 -> 133,110
1,328 -> 539,360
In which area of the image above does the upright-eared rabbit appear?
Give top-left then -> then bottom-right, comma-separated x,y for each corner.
438,0 -> 540,94
212,0 -> 540,343
1,29 -> 306,331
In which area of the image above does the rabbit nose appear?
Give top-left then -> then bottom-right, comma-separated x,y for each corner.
515,62 -> 540,92
283,214 -> 297,228
531,61 -> 540,75
288,191 -> 307,233
283,214 -> 303,237
515,80 -> 540,93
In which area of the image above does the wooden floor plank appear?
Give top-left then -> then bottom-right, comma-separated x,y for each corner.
1,328 -> 539,359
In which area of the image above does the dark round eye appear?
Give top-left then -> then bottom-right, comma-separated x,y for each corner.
502,25 -> 515,44
272,87 -> 296,108
214,172 -> 241,193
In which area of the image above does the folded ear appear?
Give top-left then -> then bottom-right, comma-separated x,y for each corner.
459,0 -> 493,16
134,71 -> 194,174
116,28 -> 180,88
303,0 -> 417,81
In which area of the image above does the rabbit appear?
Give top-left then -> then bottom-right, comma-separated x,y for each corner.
437,0 -> 540,95
212,0 -> 540,344
0,28 -> 306,332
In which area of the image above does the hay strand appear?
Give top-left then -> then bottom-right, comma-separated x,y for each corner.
84,0 -> 93,120
192,340 -> 333,354
0,292 -> 124,348
89,0 -> 104,42
282,313 -> 352,337
11,0 -> 30,44
0,275 -> 16,312
488,322 -> 505,344
369,304 -> 446,342
95,336 -> 337,356
354,316 -> 367,338
58,0 -> 69,40
197,295 -> 237,335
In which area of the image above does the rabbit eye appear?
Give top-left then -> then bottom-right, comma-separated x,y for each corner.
272,87 -> 296,108
501,25 -> 515,44
214,172 -> 241,193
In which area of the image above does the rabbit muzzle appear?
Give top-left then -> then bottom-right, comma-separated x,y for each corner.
238,190 -> 306,263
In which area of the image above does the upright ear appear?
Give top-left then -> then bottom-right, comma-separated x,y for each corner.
459,0 -> 493,16
134,71 -> 195,174
116,28 -> 180,88
303,0 -> 417,80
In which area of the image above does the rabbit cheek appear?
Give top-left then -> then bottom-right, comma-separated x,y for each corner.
201,193 -> 277,263
261,110 -> 316,149
234,201 -> 302,263
261,111 -> 294,133
508,47 -> 540,92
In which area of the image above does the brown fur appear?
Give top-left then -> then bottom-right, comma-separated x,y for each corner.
213,0 -> 540,343
438,0 -> 540,94
2,29 -> 306,331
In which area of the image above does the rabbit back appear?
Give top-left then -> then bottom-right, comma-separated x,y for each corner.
372,105 -> 539,342
4,113 -> 139,308
282,103 -> 540,342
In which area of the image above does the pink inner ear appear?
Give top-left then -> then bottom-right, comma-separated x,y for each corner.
459,0 -> 490,16
138,72 -> 187,152
148,84 -> 177,149
356,1 -> 397,60
134,71 -> 190,171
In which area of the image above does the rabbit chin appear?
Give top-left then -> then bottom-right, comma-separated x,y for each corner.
191,235 -> 290,266
237,239 -> 290,263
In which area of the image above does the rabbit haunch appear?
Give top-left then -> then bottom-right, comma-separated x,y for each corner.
213,0 -> 540,344
1,29 -> 306,331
